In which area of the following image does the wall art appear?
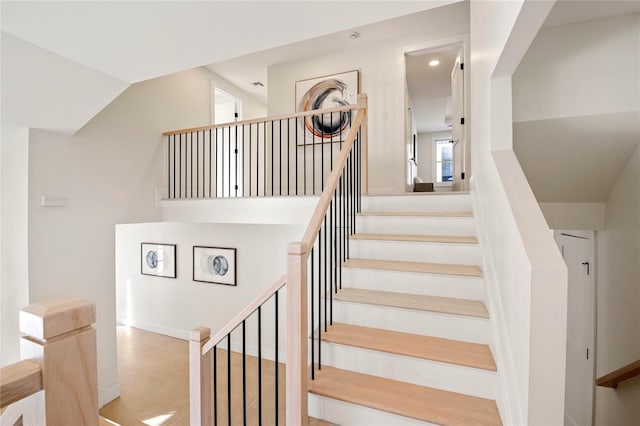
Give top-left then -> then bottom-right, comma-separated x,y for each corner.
193,246 -> 237,286
141,243 -> 176,278
295,70 -> 359,145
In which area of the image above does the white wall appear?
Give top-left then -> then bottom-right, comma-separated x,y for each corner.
116,222 -> 303,359
595,144 -> 640,425
0,124 -> 29,367
470,1 -> 567,424
267,2 -> 469,195
26,66 -> 265,407
539,202 -> 606,231
513,13 -> 640,123
210,73 -> 266,124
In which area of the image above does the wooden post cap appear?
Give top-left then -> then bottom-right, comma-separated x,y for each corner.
288,242 -> 308,256
19,299 -> 96,341
190,327 -> 211,342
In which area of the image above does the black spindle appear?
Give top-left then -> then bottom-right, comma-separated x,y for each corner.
275,291 -> 279,426
213,345 -> 218,426
242,320 -> 246,426
227,334 -> 231,426
258,306 -> 262,426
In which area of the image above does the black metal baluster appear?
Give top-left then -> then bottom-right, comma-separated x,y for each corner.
271,121 -> 274,197
180,133 -> 184,198
324,213 -> 328,332
249,124 -> 252,197
227,334 -> 231,426
215,128 -> 218,198
304,117 -> 307,196
274,290 -> 279,426
310,245 -> 314,380
295,118 -> 299,195
235,125 -> 238,197
196,131 -> 199,198
287,118 -> 290,196
213,345 -> 218,426
172,135 -> 177,199
279,119 -> 282,196
318,230 -> 322,370
167,136 -> 170,199
312,114 -> 315,195
190,132 -> 193,198
228,125 -> 232,198
321,114 -> 324,190
330,196 -> 334,325
221,128 -> 225,197
242,320 -> 246,426
263,121 -> 267,197
258,306 -> 262,426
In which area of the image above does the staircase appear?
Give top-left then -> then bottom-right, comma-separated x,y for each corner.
308,192 -> 502,426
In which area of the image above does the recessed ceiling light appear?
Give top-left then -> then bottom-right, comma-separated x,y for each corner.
429,59 -> 440,67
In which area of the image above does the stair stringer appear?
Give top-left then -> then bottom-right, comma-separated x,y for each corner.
471,176 -> 525,426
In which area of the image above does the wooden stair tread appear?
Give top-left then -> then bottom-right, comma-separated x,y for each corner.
352,233 -> 478,244
358,211 -> 473,217
323,323 -> 496,370
309,366 -> 501,426
344,258 -> 483,277
335,288 -> 489,318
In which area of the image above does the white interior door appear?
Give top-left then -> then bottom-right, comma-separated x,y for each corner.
213,87 -> 242,197
554,231 -> 595,426
450,49 -> 465,191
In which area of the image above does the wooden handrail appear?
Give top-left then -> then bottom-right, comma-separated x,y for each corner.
0,360 -> 42,409
596,359 -> 640,388
201,274 -> 286,354
300,93 -> 367,254
163,103 -> 357,136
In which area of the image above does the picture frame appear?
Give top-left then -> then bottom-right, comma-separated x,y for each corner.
295,70 -> 359,146
141,243 -> 176,278
193,246 -> 237,286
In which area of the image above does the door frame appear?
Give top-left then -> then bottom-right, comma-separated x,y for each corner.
402,35 -> 470,193
553,229 -> 597,426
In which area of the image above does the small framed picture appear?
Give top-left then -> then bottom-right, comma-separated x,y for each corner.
141,243 -> 176,278
193,246 -> 237,286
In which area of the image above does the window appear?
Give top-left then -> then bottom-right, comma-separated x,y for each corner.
435,138 -> 453,183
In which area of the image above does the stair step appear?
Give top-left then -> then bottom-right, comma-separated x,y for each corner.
344,258 -> 483,277
362,193 -> 472,213
358,211 -> 473,217
335,288 -> 489,318
323,323 -> 495,370
309,366 -> 502,426
352,233 -> 478,244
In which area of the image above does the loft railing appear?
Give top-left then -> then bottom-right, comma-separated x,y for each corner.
189,94 -> 367,426
0,299 -> 98,426
162,102 -> 360,199
190,275 -> 286,425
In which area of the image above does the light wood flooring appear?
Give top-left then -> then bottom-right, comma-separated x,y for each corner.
99,326 -> 330,426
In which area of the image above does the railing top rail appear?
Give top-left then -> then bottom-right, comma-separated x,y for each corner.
200,274 -> 286,354
163,103 -> 357,136
596,358 -> 640,388
0,360 -> 42,410
298,93 -> 367,255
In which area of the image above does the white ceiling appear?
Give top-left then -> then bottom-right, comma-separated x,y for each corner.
405,46 -> 459,133
1,0 -> 459,134
543,0 -> 640,27
207,1 -> 468,105
514,111 -> 640,202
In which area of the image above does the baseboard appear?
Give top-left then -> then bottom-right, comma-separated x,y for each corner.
117,318 -> 190,340
99,383 -> 121,408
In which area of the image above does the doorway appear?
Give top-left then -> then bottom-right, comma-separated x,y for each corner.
554,230 -> 596,426
405,43 -> 466,193
213,87 -> 243,197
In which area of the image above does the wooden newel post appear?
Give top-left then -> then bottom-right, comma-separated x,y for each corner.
287,242 -> 309,426
19,299 -> 98,426
189,326 -> 212,426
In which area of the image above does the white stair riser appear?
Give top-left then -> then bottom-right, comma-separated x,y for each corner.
309,393 -> 437,426
333,301 -> 490,344
319,343 -> 496,399
350,239 -> 481,264
356,216 -> 477,236
362,194 -> 472,212
342,268 -> 484,300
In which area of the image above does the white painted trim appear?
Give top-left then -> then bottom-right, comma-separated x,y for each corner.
118,319 -> 190,340
99,384 -> 121,408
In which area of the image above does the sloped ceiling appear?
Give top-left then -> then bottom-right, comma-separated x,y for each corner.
1,0 -> 459,135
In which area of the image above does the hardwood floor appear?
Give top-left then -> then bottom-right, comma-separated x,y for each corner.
100,326 -> 330,426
